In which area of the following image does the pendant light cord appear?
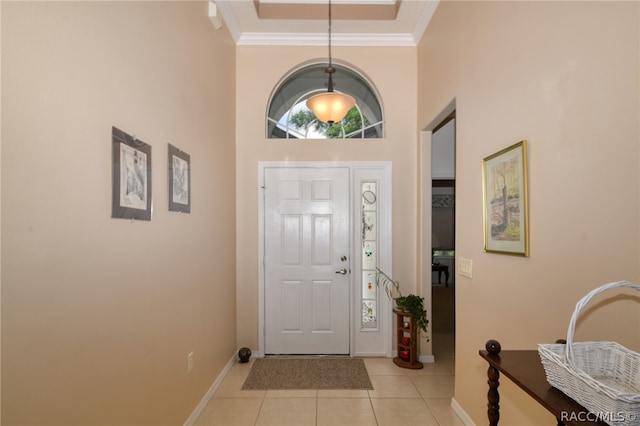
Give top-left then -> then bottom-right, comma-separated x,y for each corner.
306,0 -> 355,124
328,0 -> 333,68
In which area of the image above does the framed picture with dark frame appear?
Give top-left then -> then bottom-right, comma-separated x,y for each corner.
482,140 -> 529,256
168,144 -> 190,213
111,126 -> 152,221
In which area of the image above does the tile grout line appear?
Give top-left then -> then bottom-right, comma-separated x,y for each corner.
367,389 -> 381,426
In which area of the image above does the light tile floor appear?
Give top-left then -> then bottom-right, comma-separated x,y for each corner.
195,333 -> 461,426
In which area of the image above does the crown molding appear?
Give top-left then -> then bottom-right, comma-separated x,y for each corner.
215,1 -> 242,43
237,32 -> 417,46
412,0 -> 438,44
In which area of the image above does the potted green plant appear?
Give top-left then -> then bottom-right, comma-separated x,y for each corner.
375,267 -> 429,337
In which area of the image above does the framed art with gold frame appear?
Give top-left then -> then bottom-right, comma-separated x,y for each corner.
482,140 -> 529,256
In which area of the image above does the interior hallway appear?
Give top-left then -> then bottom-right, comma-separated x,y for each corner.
194,331 -> 457,425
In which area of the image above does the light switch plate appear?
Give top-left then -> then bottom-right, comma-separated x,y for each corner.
188,352 -> 194,373
458,258 -> 473,278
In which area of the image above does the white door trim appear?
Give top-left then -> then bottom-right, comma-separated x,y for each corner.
258,161 -> 392,357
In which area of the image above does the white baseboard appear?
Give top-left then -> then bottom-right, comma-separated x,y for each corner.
451,397 -> 476,426
419,354 -> 435,363
353,352 -> 388,357
183,352 -> 238,426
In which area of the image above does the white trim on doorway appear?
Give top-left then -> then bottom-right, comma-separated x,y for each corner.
421,99 -> 457,364
257,161 -> 393,358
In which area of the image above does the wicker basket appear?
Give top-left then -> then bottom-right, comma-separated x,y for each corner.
538,281 -> 640,425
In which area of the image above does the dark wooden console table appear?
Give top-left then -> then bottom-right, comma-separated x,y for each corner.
478,340 -> 607,426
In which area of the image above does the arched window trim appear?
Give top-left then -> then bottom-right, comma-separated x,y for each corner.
266,60 -> 385,139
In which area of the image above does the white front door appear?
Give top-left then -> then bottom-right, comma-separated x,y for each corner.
264,167 -> 350,354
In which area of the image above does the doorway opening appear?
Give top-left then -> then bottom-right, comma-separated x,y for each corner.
429,110 -> 456,363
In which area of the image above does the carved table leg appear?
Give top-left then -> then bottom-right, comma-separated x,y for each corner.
485,340 -> 502,426
487,364 -> 500,426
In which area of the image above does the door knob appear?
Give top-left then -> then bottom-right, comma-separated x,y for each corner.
335,268 -> 348,275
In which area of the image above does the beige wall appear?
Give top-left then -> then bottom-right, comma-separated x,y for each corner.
3,1 -> 639,425
235,46 -> 421,351
418,1 -> 640,424
1,2 -> 236,425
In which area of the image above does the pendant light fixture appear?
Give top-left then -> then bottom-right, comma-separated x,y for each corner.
306,0 -> 356,125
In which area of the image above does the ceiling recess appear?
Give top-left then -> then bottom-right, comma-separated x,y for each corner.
255,0 -> 401,21
216,0 -> 439,46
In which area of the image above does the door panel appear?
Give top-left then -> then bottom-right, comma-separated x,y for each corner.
264,167 -> 350,355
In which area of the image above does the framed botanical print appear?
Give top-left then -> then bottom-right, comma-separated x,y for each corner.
482,140 -> 529,256
168,144 -> 190,213
112,127 -> 152,221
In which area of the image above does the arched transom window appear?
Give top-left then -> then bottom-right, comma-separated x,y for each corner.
267,62 -> 384,139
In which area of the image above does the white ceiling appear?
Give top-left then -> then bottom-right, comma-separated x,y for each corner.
215,0 -> 440,46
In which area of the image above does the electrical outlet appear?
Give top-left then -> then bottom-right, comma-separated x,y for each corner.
458,258 -> 473,278
187,352 -> 194,373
